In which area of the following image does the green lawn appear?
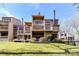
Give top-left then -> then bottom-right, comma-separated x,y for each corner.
0,42 -> 79,56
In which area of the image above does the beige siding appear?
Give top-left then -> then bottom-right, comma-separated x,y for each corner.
8,22 -> 14,41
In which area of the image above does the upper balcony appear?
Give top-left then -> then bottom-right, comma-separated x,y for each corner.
33,20 -> 44,25
45,25 -> 59,31
0,21 -> 9,25
32,25 -> 44,31
45,19 -> 59,25
53,26 -> 59,31
24,26 -> 32,34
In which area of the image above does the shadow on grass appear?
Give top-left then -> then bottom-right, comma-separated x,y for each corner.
53,44 -> 70,54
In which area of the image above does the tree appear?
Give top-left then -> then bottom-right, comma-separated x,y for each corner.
72,3 -> 79,9
64,11 -> 79,40
62,3 -> 79,40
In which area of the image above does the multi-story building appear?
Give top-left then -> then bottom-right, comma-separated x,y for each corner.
0,12 -> 60,42
14,13 -> 60,42
0,17 -> 21,41
32,14 -> 59,42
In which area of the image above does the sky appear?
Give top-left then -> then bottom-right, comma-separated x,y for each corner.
0,3 -> 78,24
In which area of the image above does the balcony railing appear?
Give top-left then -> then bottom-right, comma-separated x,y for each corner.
45,19 -> 59,25
53,26 -> 59,31
0,26 -> 8,31
45,26 -> 59,31
32,25 -> 44,31
33,20 -> 44,25
24,26 -> 32,33
17,30 -> 24,35
25,30 -> 31,34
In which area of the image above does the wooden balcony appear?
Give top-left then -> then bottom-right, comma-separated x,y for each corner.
45,26 -> 59,31
32,25 -> 44,31
33,20 -> 44,25
24,30 -> 31,34
24,26 -> 32,34
0,26 -> 8,31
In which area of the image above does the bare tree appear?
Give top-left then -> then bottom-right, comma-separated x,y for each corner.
64,11 -> 79,40
61,3 -> 79,40
72,3 -> 79,9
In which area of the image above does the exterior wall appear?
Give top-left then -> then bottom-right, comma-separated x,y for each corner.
0,17 -> 21,42
0,20 -> 9,41
2,17 -> 21,25
11,17 -> 21,25
8,22 -> 14,41
24,22 -> 32,41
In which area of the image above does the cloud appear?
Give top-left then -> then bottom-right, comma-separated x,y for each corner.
0,4 -> 14,17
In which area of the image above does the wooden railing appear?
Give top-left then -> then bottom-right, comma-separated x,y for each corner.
32,25 -> 44,31
0,26 -> 8,31
45,26 -> 59,31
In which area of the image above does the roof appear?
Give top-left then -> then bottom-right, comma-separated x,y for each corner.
25,22 -> 32,26
32,15 -> 44,20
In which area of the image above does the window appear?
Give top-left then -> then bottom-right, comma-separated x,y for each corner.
45,26 -> 50,30
28,35 -> 31,39
1,31 -> 8,36
33,20 -> 43,24
61,34 -> 64,36
24,35 -> 27,40
2,17 -> 11,22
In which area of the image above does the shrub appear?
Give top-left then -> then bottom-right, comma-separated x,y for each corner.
30,38 -> 36,43
39,37 -> 45,43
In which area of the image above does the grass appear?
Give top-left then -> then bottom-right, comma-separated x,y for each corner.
0,42 -> 79,56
